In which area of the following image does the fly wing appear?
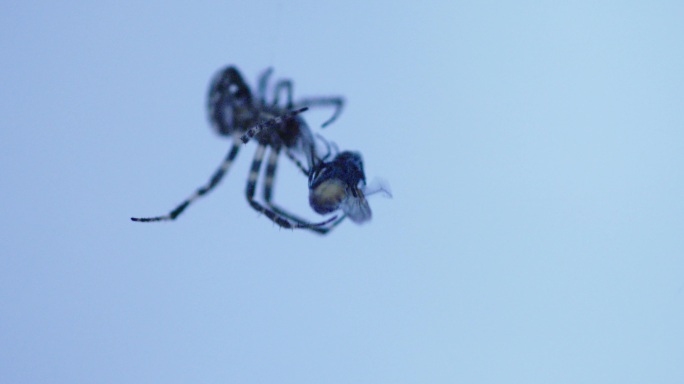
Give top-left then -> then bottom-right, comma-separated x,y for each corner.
341,187 -> 372,224
363,178 -> 393,198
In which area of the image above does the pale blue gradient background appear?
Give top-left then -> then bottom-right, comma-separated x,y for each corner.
2,1 -> 683,383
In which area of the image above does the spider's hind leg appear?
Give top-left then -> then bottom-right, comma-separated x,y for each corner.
240,107 -> 308,145
131,140 -> 241,222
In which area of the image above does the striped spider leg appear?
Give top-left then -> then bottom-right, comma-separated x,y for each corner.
257,68 -> 345,128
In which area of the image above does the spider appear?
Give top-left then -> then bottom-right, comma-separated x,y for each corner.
131,66 -> 345,232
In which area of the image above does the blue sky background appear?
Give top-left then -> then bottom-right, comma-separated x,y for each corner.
2,1 -> 683,383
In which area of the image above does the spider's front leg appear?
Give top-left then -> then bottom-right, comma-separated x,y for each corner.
257,67 -> 273,106
273,79 -> 294,108
296,96 -> 344,128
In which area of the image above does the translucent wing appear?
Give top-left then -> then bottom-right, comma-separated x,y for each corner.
364,178 -> 393,198
340,187 -> 372,224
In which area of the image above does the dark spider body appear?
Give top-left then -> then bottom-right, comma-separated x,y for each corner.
131,66 -> 344,232
208,67 -> 314,158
